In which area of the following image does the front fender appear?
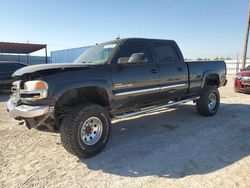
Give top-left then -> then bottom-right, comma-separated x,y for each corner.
53,79 -> 111,102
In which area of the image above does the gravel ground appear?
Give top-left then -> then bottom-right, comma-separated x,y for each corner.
0,76 -> 250,188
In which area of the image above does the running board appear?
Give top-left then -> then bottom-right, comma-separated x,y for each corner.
113,96 -> 200,119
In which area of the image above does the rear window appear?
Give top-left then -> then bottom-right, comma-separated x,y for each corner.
152,42 -> 180,64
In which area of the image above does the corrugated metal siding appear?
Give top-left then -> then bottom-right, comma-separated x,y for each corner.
51,46 -> 92,63
0,54 -> 50,64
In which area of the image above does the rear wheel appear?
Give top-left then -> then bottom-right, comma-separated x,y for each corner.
196,86 -> 220,116
60,103 -> 110,158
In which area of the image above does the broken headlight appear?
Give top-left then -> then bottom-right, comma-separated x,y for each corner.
20,80 -> 48,100
236,74 -> 241,80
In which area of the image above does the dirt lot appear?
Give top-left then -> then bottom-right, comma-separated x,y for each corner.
0,77 -> 250,188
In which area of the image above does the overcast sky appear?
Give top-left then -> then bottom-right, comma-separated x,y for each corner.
0,0 -> 248,59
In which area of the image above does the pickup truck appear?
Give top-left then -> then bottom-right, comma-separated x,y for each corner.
0,61 -> 27,92
7,38 -> 227,158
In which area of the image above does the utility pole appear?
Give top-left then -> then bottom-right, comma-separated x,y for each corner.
242,2 -> 250,68
236,54 -> 239,73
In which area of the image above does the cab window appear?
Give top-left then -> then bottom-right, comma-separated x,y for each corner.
116,40 -> 151,64
152,42 -> 180,64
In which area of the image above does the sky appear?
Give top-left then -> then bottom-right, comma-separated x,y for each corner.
0,0 -> 249,59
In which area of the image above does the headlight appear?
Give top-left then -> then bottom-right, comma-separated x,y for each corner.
21,80 -> 48,100
236,74 -> 241,80
24,80 -> 48,91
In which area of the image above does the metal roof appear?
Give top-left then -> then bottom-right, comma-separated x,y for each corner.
0,42 -> 46,54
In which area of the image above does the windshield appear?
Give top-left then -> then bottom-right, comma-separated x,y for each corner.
246,65 -> 250,70
74,42 -> 118,64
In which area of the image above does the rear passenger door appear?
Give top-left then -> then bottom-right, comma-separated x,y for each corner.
150,41 -> 188,100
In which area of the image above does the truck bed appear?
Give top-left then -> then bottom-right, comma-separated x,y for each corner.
186,61 -> 227,95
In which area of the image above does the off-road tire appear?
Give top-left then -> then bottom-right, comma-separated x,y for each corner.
196,86 -> 220,116
60,103 -> 110,158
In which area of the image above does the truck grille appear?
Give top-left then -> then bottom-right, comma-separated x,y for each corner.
11,81 -> 21,104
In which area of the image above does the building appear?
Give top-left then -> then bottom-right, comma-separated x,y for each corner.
0,54 -> 50,65
51,46 -> 91,63
0,42 -> 50,65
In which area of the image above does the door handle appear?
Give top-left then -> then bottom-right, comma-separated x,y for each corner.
177,67 -> 183,71
150,68 -> 158,73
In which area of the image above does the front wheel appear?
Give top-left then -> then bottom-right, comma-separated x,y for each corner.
60,103 -> 110,158
196,86 -> 220,116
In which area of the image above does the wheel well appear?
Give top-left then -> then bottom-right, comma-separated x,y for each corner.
205,74 -> 219,87
54,87 -> 109,124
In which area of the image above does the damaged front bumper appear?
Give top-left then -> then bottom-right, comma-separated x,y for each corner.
7,98 -> 54,119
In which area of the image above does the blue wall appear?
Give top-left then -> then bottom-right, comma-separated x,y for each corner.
0,54 -> 50,65
51,46 -> 91,63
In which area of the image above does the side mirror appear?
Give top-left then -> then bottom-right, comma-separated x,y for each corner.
129,53 -> 148,63
117,53 -> 148,65
117,57 -> 129,64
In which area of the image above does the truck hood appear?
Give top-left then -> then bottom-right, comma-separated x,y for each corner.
239,70 -> 250,77
12,63 -> 97,77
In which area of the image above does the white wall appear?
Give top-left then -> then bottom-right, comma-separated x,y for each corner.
225,59 -> 250,75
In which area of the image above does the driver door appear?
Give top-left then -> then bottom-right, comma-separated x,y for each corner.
110,40 -> 160,110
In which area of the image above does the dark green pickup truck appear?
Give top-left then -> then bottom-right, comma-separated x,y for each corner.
7,38 -> 227,158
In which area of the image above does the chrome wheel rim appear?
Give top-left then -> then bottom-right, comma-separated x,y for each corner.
80,117 -> 103,146
208,93 -> 217,111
